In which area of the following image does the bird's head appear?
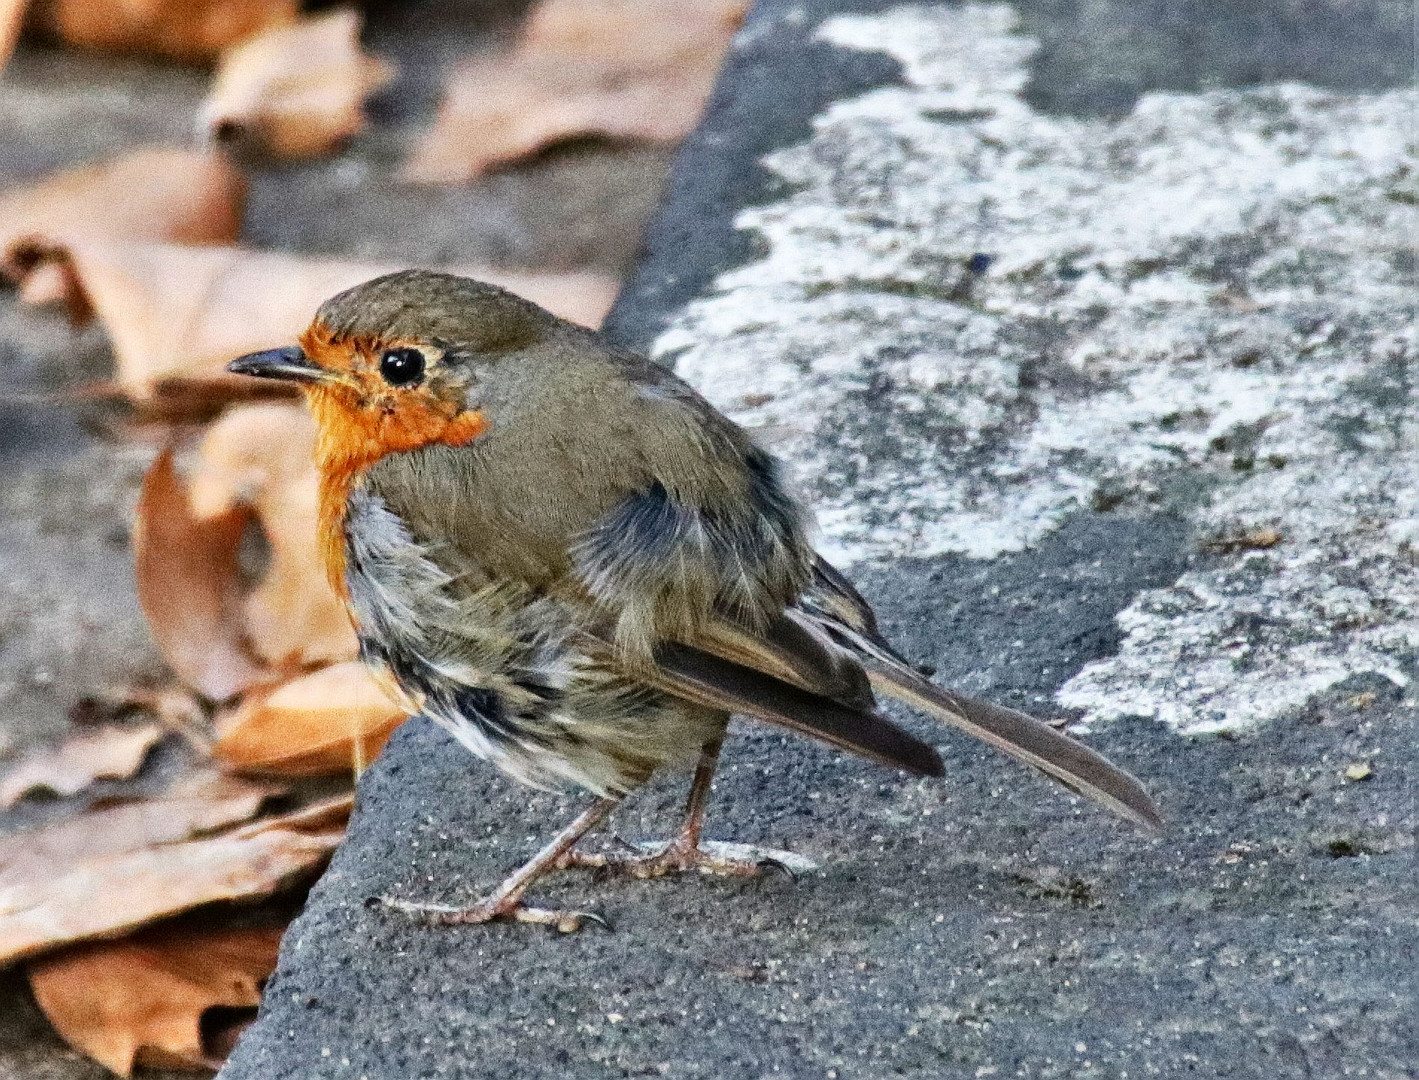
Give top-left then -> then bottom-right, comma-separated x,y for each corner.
227,270 -> 556,473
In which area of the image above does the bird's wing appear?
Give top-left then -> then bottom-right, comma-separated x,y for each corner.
573,629 -> 943,778
693,613 -> 877,711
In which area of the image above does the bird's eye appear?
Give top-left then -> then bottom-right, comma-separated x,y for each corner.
379,347 -> 425,386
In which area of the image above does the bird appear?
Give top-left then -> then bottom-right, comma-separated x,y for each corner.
228,269 -> 1160,932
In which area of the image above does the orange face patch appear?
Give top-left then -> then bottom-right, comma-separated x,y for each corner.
298,320 -> 489,597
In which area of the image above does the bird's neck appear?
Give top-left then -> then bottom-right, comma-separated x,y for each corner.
307,387 -> 489,599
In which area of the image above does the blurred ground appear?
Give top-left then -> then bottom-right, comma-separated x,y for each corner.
0,2 -> 672,1076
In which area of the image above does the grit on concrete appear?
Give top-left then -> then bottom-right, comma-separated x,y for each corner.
0,2 -> 671,1076
222,2 -> 1416,1079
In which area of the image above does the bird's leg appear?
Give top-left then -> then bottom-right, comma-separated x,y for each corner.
382,796 -> 621,932
559,740 -> 807,880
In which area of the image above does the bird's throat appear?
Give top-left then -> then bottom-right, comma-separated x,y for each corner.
307,386 -> 489,598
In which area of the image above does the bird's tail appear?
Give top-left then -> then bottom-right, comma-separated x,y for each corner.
864,658 -> 1162,831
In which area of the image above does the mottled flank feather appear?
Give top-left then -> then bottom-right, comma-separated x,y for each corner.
345,487 -> 719,794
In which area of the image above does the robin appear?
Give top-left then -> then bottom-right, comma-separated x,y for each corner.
229,270 -> 1159,932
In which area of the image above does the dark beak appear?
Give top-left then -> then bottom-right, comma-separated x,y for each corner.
227,346 -> 326,384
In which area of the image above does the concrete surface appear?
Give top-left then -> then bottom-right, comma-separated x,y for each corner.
221,2 -> 1418,1079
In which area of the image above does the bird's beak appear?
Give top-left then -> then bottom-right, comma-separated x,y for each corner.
227,346 -> 328,384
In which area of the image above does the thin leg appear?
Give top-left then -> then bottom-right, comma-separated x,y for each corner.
382,796 -> 621,933
559,740 -> 807,879
674,735 -> 722,851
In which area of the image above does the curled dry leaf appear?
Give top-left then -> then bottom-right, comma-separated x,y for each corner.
190,403 -> 357,669
135,448 -> 270,700
95,684 -> 213,754
214,661 -> 409,777
0,0 -> 24,71
0,147 -> 246,288
24,0 -> 296,64
0,792 -> 350,965
202,8 -> 395,161
28,924 -> 284,1076
0,770 -> 275,891
0,724 -> 164,807
404,0 -> 749,183
22,240 -> 619,401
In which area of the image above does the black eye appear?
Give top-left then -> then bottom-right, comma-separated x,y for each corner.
379,347 -> 425,386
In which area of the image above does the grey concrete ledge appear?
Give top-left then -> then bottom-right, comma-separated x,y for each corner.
222,2 -> 1419,1078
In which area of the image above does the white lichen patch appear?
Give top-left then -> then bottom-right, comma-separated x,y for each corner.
652,4 -> 1418,732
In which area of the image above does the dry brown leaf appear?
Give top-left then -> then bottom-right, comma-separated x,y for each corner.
15,257 -> 70,305
137,406 -> 354,681
0,771 -> 275,890
202,8 -> 395,160
28,924 -> 283,1075
0,724 -> 163,807
112,376 -> 302,428
188,403 -> 357,669
0,793 -> 350,965
25,0 -> 296,63
404,0 -> 748,183
111,685 -> 213,754
214,661 -> 408,777
0,0 -> 25,71
0,148 -> 246,282
22,240 -> 619,401
134,448 -> 271,700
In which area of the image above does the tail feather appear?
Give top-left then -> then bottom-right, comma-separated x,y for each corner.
865,661 -> 1162,831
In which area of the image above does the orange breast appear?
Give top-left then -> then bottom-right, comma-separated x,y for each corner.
308,388 -> 489,600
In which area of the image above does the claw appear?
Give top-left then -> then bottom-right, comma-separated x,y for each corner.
377,895 -> 608,934
557,838 -> 816,881
756,857 -> 797,883
576,910 -> 614,932
377,895 -> 437,917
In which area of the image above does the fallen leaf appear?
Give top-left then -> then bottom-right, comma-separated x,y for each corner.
1243,527 -> 1282,549
1201,526 -> 1285,555
134,448 -> 270,700
202,8 -> 394,160
215,661 -> 408,777
404,0 -> 748,183
28,924 -> 283,1075
0,724 -> 163,807
112,685 -> 213,753
0,147 -> 246,285
103,376 -> 302,428
189,403 -> 357,669
68,684 -> 207,733
137,407 -> 355,685
0,0 -> 24,71
25,0 -> 297,64
21,240 -> 619,401
14,255 -> 70,306
0,793 -> 350,965
0,771 -> 276,890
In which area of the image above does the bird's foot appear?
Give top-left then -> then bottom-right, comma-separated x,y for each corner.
379,895 -> 610,934
559,838 -> 819,881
